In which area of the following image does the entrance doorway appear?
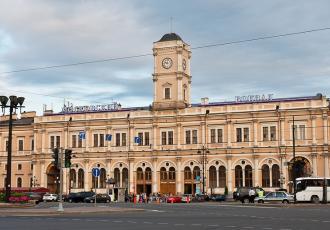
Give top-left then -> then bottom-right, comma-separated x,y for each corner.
288,156 -> 312,192
159,167 -> 176,195
46,164 -> 60,194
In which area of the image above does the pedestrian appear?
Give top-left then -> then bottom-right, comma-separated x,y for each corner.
249,188 -> 256,203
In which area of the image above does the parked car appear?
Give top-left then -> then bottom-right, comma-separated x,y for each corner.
192,194 -> 210,202
234,187 -> 265,203
255,191 -> 294,204
181,194 -> 193,203
167,196 -> 182,203
65,192 -> 95,203
24,192 -> 43,204
42,193 -> 58,202
210,194 -> 226,202
84,194 -> 111,203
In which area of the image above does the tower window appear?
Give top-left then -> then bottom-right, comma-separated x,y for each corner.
165,88 -> 171,99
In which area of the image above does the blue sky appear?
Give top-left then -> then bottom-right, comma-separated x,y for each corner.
0,0 -> 330,115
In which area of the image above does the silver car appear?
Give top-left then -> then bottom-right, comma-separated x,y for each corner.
255,191 -> 294,204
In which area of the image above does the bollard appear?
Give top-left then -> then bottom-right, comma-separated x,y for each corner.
171,199 -> 174,204
133,195 -> 136,204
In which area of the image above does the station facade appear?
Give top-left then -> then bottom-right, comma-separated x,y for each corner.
1,33 -> 329,197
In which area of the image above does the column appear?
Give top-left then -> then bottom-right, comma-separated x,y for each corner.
280,154 -> 287,190
253,156 -> 259,187
216,168 -> 219,188
152,124 -> 157,150
106,126 -> 112,151
177,123 -> 181,149
280,118 -> 285,146
106,159 -> 111,177
323,114 -> 328,144
33,130 -> 38,154
84,159 -> 89,191
63,168 -> 68,194
253,119 -> 258,147
64,127 -> 69,149
85,127 -> 90,152
129,160 -> 134,193
226,155 -> 233,192
176,157 -> 182,194
311,116 -> 316,145
41,129 -> 46,153
311,153 -> 317,177
201,121 -> 206,146
40,160 -> 45,187
324,152 -> 329,177
152,158 -> 158,193
129,124 -> 134,151
227,120 -> 232,147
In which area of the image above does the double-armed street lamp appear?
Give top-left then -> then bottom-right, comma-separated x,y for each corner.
197,146 -> 209,195
0,95 -> 25,202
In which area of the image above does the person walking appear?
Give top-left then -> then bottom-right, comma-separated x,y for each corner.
249,188 -> 256,203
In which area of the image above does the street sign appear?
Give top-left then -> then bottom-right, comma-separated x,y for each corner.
92,168 -> 100,177
106,134 -> 112,141
79,131 -> 86,140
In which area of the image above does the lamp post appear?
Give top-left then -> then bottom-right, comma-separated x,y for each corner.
0,95 -> 25,202
197,146 -> 209,195
292,115 -> 296,203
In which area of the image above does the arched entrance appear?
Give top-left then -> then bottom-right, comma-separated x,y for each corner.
160,167 -> 176,195
46,164 -> 60,194
136,167 -> 152,195
288,156 -> 312,192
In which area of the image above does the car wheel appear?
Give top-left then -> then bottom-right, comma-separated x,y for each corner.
106,199 -> 110,203
311,196 -> 320,204
282,200 -> 289,204
258,200 -> 262,203
69,199 -> 73,203
243,198 -> 249,204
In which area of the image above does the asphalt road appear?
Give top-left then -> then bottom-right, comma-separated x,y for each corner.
1,202 -> 330,230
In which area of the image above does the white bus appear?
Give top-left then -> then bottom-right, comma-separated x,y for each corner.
295,177 -> 330,203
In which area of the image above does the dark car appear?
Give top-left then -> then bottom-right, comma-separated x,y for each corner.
192,194 -> 210,202
24,192 -> 43,204
84,194 -> 111,203
234,187 -> 265,203
66,192 -> 95,203
210,194 -> 226,202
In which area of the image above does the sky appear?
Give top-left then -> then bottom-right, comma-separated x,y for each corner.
0,0 -> 330,115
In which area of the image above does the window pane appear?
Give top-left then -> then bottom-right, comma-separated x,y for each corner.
116,133 -> 121,146
192,130 -> 198,144
93,134 -> 98,147
217,129 -> 223,143
168,131 -> 173,145
263,127 -> 268,141
162,132 -> 167,145
243,128 -> 249,142
56,136 -> 61,148
186,130 -> 191,144
138,133 -> 143,146
165,88 -> 171,99
72,135 -> 76,148
299,125 -> 305,140
236,128 -> 242,142
122,133 -> 126,146
145,132 -> 150,146
100,134 -> 104,147
270,126 -> 276,141
210,129 -> 216,143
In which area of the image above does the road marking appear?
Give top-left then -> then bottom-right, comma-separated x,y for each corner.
191,224 -> 202,226
99,219 -> 109,222
143,221 -> 153,224
158,223 -> 168,225
262,228 -> 273,230
224,226 -> 237,228
208,224 -> 219,227
322,220 -> 330,223
243,227 -> 254,229
127,221 -> 137,223
174,224 -> 185,226
71,219 -> 81,221
113,220 -> 123,223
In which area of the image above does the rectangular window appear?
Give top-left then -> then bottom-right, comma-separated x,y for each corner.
165,88 -> 171,99
18,140 -> 24,151
299,125 -> 306,140
145,132 -> 150,146
100,134 -> 104,147
217,129 -> 223,143
293,125 -> 298,140
236,128 -> 242,142
122,133 -> 126,146
78,136 -> 82,148
93,134 -> 98,147
270,126 -> 276,141
192,130 -> 198,144
116,133 -> 121,146
168,131 -> 174,145
72,135 -> 77,148
186,130 -> 191,144
6,140 -> 8,152
50,136 -> 55,149
138,132 -> 143,146
210,129 -> 216,143
162,132 -> 167,145
56,136 -> 60,148
263,127 -> 269,141
18,164 -> 22,170
243,128 -> 249,142
31,139 -> 34,151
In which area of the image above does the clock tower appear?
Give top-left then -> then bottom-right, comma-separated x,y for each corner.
152,33 -> 192,110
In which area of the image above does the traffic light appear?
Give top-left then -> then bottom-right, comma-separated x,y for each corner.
64,149 -> 72,168
52,148 -> 59,169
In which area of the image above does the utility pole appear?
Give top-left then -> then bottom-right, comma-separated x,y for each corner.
57,148 -> 64,212
292,116 -> 296,204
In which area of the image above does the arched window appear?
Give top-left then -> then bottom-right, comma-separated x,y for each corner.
193,166 -> 200,180
184,167 -> 192,180
114,168 -> 120,187
145,167 -> 152,181
272,164 -> 280,187
17,177 -> 22,188
169,167 -> 176,180
137,167 -> 143,181
100,168 -> 106,188
160,167 -> 167,180
70,169 -> 76,188
219,166 -> 226,188
235,165 -> 243,187
262,164 -> 270,187
78,169 -> 84,189
209,166 -> 217,188
122,168 -> 128,188
245,165 -> 253,187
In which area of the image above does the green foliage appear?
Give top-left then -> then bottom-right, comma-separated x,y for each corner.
0,193 -> 5,202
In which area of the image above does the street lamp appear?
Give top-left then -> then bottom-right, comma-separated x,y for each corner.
0,95 -> 25,202
197,146 -> 209,195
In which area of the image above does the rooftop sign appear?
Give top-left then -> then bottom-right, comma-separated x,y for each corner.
235,94 -> 274,103
61,102 -> 121,113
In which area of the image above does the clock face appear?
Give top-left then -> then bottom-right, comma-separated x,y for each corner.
182,59 -> 186,70
162,57 -> 173,69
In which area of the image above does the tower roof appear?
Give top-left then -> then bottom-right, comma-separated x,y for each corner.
158,33 -> 183,42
